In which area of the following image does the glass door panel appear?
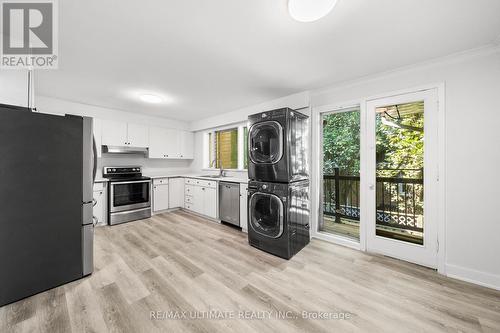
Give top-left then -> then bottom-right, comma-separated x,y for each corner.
113,182 -> 149,207
249,121 -> 283,164
375,101 -> 424,245
250,193 -> 284,238
320,108 -> 361,240
366,89 -> 438,268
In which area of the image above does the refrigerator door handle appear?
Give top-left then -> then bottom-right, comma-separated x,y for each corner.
92,137 -> 97,184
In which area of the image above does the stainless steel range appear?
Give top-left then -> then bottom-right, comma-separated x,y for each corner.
103,166 -> 151,225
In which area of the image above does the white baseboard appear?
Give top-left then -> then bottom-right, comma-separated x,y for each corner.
445,264 -> 500,291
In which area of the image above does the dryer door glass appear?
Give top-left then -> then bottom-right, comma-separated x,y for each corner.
250,193 -> 284,238
249,121 -> 283,164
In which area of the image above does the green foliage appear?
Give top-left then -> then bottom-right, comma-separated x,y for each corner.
322,111 -> 360,175
376,112 -> 424,178
322,105 -> 424,178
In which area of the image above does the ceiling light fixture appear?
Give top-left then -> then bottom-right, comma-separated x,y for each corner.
139,94 -> 163,104
288,0 -> 338,22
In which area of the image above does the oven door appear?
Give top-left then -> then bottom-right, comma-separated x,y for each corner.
110,180 -> 151,213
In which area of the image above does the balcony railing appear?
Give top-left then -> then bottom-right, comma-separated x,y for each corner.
323,168 -> 423,233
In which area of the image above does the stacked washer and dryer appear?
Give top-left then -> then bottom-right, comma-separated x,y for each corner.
247,108 -> 310,259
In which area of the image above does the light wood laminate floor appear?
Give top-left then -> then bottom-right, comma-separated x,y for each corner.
1,210 -> 499,332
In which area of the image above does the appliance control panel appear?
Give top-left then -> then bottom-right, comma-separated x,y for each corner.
103,166 -> 142,177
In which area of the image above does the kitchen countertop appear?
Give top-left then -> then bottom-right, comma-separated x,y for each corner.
145,173 -> 249,184
94,174 -> 248,184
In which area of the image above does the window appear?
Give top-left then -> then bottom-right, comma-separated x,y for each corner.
208,128 -> 238,169
243,126 -> 249,169
205,125 -> 249,170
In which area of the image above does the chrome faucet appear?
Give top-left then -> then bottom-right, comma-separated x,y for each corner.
219,162 -> 225,177
210,159 -> 225,177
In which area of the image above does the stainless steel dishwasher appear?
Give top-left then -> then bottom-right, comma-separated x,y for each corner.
219,182 -> 240,227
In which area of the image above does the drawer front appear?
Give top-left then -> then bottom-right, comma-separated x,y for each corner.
153,178 -> 169,185
185,184 -> 195,196
185,178 -> 216,188
93,182 -> 104,192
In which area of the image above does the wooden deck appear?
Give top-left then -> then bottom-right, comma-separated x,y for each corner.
1,210 -> 499,332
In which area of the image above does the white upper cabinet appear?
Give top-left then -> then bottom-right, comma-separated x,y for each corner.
96,119 -> 193,159
164,129 -> 180,158
149,126 -> 168,158
180,131 -> 194,159
101,120 -> 148,147
127,123 -> 149,147
149,127 -> 194,159
101,120 -> 128,146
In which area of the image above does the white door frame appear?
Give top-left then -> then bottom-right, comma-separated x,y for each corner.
366,89 -> 438,268
311,83 -> 446,274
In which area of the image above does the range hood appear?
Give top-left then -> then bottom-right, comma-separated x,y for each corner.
102,145 -> 148,155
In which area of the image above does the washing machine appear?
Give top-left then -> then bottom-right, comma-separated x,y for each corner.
247,180 -> 310,259
247,108 -> 309,183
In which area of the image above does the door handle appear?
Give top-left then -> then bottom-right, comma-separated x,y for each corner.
369,184 -> 375,190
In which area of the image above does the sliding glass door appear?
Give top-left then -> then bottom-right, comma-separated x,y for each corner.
319,107 -> 361,240
318,89 -> 440,268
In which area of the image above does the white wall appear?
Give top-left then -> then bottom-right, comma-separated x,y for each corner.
0,73 -> 193,176
189,45 -> 500,290
190,91 -> 310,131
35,97 -> 194,177
311,45 -> 500,290
0,70 -> 29,107
189,91 -> 311,178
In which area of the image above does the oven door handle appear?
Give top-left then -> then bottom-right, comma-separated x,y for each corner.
111,180 -> 151,185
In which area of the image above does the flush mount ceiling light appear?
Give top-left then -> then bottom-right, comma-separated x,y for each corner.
139,94 -> 163,104
288,0 -> 338,22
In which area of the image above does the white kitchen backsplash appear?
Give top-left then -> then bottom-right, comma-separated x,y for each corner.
96,154 -> 192,178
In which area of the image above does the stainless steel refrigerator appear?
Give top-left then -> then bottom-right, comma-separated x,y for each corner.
0,103 -> 96,307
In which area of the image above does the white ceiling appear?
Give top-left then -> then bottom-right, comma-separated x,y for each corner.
35,0 -> 500,121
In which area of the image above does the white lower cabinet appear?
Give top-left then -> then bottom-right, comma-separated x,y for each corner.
153,178 -> 169,212
204,187 -> 217,219
93,182 -> 107,226
240,184 -> 248,232
168,178 -> 184,209
184,178 -> 217,219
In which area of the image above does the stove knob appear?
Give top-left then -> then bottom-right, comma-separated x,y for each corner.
262,184 -> 267,190
112,168 -> 116,172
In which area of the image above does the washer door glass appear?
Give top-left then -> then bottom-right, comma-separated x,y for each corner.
249,121 -> 283,164
250,192 -> 284,238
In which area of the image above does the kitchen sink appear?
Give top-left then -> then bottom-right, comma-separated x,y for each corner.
199,175 -> 222,178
